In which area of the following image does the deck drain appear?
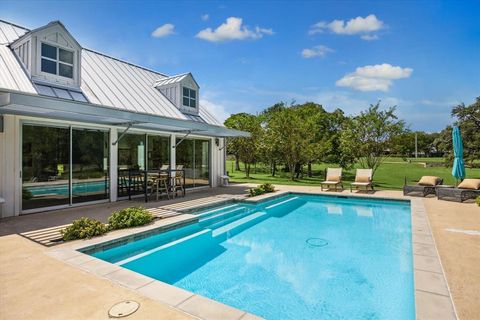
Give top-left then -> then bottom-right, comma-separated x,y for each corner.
108,300 -> 139,318
306,238 -> 329,247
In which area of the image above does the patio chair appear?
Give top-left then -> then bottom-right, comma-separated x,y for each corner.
350,169 -> 374,192
437,179 -> 480,202
403,176 -> 443,197
321,168 -> 343,191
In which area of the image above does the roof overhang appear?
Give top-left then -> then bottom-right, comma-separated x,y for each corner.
0,90 -> 250,138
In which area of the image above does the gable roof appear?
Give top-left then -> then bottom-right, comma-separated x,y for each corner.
0,19 -> 223,126
11,20 -> 82,49
155,72 -> 199,88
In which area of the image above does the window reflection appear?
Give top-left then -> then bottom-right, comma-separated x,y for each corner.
22,125 -> 70,210
72,128 -> 109,204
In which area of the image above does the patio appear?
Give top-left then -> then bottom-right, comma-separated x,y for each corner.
0,184 -> 479,319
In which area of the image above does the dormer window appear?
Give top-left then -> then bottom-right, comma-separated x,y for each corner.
182,87 -> 197,108
41,43 -> 74,79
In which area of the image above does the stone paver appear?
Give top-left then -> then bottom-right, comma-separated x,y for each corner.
177,295 -> 246,320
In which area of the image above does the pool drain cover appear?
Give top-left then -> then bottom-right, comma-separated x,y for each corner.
108,300 -> 139,318
306,238 -> 329,247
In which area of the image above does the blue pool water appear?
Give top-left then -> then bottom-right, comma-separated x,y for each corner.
87,194 -> 414,320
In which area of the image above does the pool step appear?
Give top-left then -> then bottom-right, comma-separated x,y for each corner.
212,211 -> 267,240
199,207 -> 248,227
204,208 -> 256,231
115,229 -> 212,266
197,204 -> 240,218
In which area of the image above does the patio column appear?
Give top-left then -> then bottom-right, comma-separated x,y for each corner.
109,128 -> 118,202
170,133 -> 176,174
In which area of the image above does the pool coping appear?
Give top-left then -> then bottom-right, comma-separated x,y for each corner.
46,191 -> 457,320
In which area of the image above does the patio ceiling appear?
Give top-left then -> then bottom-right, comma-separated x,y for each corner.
0,90 -> 249,137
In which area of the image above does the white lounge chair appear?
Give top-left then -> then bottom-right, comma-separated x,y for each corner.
320,168 -> 343,191
350,169 -> 374,192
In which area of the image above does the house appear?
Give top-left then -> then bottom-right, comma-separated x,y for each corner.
0,19 -> 248,218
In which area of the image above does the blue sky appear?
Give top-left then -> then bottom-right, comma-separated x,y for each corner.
2,0 -> 479,131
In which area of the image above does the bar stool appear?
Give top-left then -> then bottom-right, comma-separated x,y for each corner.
155,171 -> 170,200
172,165 -> 184,197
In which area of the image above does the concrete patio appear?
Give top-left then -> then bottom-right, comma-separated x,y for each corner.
0,184 -> 478,319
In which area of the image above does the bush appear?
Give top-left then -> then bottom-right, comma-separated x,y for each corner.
260,183 -> 275,193
108,207 -> 154,230
248,183 -> 276,197
476,196 -> 480,207
61,217 -> 108,241
249,187 -> 264,197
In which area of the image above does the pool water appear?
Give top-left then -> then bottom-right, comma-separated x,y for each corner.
87,194 -> 414,320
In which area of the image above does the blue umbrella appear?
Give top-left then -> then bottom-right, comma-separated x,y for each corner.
451,126 -> 466,183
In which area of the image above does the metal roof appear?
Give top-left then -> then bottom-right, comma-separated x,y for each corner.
0,90 -> 249,137
154,73 -> 190,86
0,19 -> 225,128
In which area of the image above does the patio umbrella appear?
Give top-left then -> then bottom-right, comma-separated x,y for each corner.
451,126 -> 466,183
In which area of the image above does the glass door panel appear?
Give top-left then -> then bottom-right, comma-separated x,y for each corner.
194,140 -> 210,187
72,129 -> 109,204
117,133 -> 146,197
22,124 -> 70,210
147,135 -> 170,170
175,138 -> 194,188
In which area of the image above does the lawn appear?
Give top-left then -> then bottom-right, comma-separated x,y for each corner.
226,159 -> 480,190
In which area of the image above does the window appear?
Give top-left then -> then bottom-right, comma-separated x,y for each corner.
41,43 -> 74,79
182,87 -> 197,108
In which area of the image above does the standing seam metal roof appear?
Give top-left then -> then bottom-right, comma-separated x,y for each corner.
0,19 -> 223,126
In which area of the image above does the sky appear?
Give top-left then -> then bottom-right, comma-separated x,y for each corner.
1,0 -> 479,131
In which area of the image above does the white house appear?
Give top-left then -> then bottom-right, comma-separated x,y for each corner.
0,19 -> 248,218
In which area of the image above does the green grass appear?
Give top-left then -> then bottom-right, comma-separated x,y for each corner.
226,159 -> 480,190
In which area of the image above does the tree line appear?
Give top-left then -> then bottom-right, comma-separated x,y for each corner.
224,97 -> 479,180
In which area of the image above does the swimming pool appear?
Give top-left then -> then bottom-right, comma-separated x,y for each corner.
85,194 -> 414,320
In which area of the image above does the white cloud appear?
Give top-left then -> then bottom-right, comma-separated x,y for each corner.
201,14 -> 209,21
301,45 -> 334,58
336,63 -> 413,92
196,17 -> 273,42
201,99 -> 231,123
151,23 -> 175,38
309,14 -> 384,40
360,34 -> 379,41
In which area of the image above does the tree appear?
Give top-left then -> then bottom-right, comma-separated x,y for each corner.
451,97 -> 480,165
340,102 -> 406,176
224,113 -> 263,178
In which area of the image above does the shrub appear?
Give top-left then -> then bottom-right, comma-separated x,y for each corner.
476,196 -> 480,207
248,184 -> 276,197
108,207 -> 154,230
249,187 -> 264,197
260,183 -> 275,193
61,217 -> 108,241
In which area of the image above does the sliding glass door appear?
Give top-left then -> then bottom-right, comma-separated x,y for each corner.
22,124 -> 110,211
22,125 -> 70,210
117,133 -> 170,197
72,128 -> 109,204
194,139 -> 210,187
147,135 -> 170,170
176,138 -> 210,188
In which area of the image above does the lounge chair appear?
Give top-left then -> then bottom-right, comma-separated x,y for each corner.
321,168 -> 343,191
403,176 -> 443,197
437,179 -> 480,202
350,169 -> 374,192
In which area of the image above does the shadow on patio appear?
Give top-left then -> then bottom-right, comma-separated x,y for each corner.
0,184 -> 251,237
